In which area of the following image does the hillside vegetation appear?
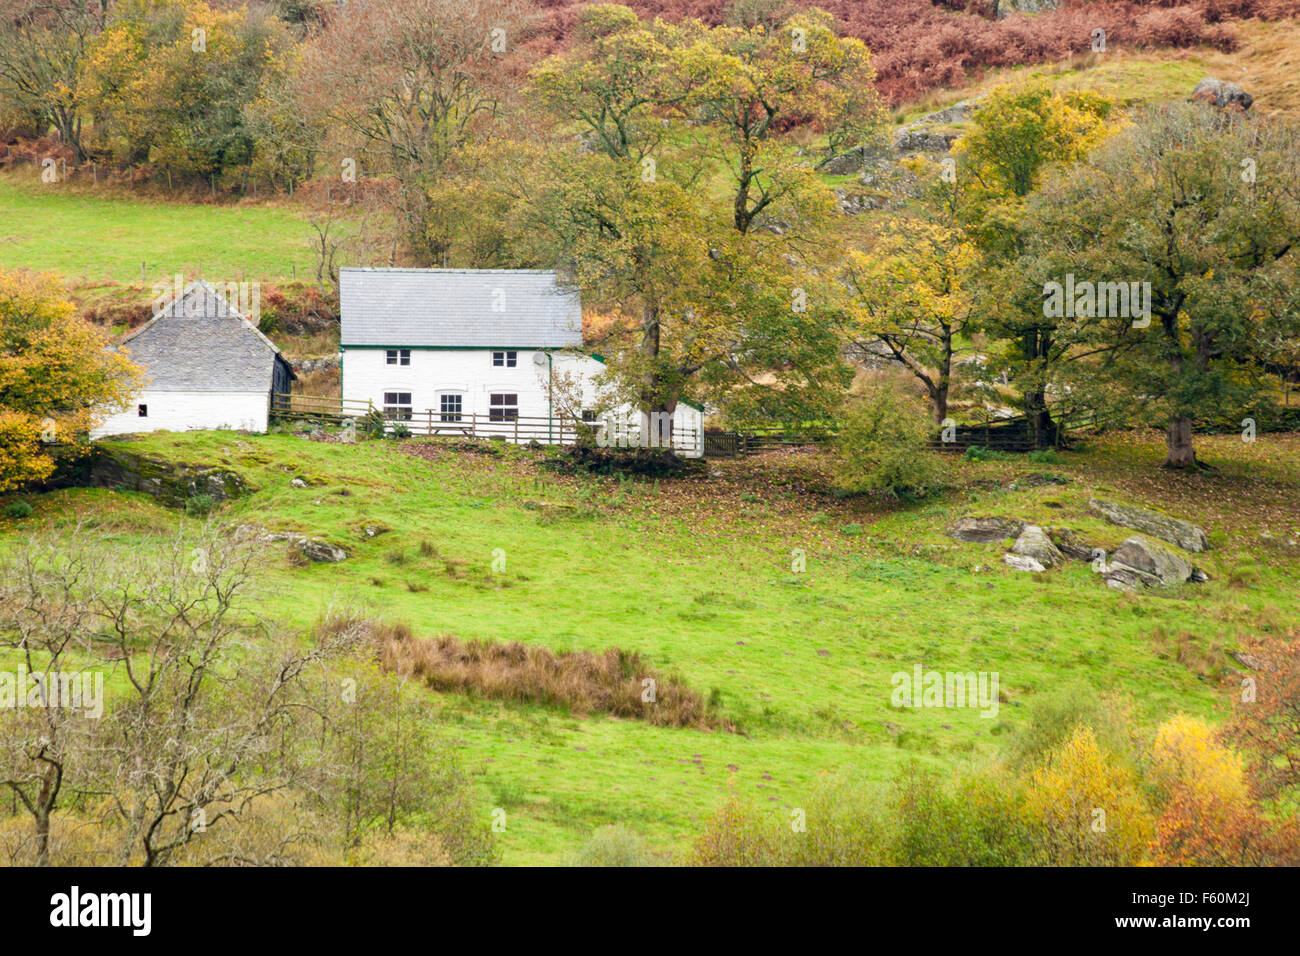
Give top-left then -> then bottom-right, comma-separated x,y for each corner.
4,430 -> 1294,863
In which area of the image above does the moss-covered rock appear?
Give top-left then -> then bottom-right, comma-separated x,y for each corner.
50,446 -> 250,509
1088,498 -> 1209,552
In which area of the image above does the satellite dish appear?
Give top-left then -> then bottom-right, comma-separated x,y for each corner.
533,351 -> 549,367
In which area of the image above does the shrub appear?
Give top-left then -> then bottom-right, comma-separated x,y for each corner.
575,825 -> 660,866
691,797 -> 781,866
1023,726 -> 1153,866
389,423 -> 412,439
891,763 -> 1039,866
358,410 -> 388,439
1027,448 -> 1059,464
185,494 -> 216,516
4,500 -> 33,519
834,386 -> 942,501
1006,687 -> 1138,772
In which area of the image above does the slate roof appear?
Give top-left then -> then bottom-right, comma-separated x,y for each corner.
339,268 -> 583,348
117,281 -> 290,391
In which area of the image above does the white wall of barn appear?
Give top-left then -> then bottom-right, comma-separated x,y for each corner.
91,390 -> 269,438
341,347 -> 703,455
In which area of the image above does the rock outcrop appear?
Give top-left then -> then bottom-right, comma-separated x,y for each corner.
49,445 -> 249,508
1011,525 -> 1065,568
1191,77 -> 1253,111
1087,499 -> 1209,553
1104,536 -> 1193,590
892,128 -> 958,153
949,516 -> 1025,543
239,525 -> 348,563
995,0 -> 1060,18
1004,553 -> 1046,572
1047,527 -> 1099,562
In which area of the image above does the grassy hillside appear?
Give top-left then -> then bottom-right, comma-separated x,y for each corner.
0,173 -> 312,284
4,429 -> 1295,864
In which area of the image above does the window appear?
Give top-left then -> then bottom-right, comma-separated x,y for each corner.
581,409 -> 597,423
386,349 -> 411,366
439,393 -> 463,422
492,350 -> 517,368
383,391 -> 412,421
138,404 -> 148,417
489,393 -> 518,422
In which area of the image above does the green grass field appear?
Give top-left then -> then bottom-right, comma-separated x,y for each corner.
0,173 -> 312,284
4,429 -> 1296,864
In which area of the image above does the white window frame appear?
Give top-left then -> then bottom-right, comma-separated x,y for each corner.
439,393 -> 464,423
383,391 -> 413,421
488,392 -> 519,422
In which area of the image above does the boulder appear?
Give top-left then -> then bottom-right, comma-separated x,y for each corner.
892,128 -> 957,153
996,0 -> 1060,18
1191,77 -> 1253,111
240,526 -> 349,563
948,516 -> 1026,543
1088,498 -> 1209,553
1004,553 -> 1046,573
1047,527 -> 1098,562
913,100 -> 978,126
1104,536 -> 1193,590
294,538 -> 348,563
1011,525 -> 1065,568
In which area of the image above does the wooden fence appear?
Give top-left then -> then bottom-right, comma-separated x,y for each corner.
270,394 -> 701,454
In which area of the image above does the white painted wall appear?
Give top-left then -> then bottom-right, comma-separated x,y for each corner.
91,390 -> 269,438
341,347 -> 704,456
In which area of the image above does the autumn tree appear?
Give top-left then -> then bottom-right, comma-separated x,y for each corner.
80,0 -> 297,188
0,0 -> 107,161
952,81 -> 1115,445
527,4 -> 851,430
300,0 -> 532,262
0,526 -> 495,867
1226,634 -> 1300,812
0,270 -> 139,491
1023,726 -> 1153,866
689,6 -> 880,233
840,217 -> 977,424
1148,714 -> 1299,866
1019,104 -> 1300,468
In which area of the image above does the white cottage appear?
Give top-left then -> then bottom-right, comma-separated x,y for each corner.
92,281 -> 295,439
339,268 -> 703,455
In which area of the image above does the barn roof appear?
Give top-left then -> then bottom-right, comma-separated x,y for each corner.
339,268 -> 582,349
117,281 -> 291,391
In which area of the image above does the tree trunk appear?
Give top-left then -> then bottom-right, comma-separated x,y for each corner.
1021,330 -> 1056,447
1163,416 -> 1198,469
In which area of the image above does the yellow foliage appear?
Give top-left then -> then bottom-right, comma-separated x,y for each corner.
1025,726 -> 1154,866
1148,713 -> 1248,806
0,270 -> 142,491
